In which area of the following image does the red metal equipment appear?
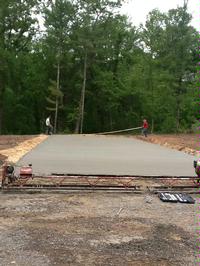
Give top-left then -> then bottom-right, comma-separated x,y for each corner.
1,163 -> 198,193
20,165 -> 33,178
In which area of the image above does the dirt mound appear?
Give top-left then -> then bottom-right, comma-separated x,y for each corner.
0,154 -> 7,166
0,135 -> 47,163
135,134 -> 197,156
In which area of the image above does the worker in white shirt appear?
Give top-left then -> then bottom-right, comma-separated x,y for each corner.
46,115 -> 53,135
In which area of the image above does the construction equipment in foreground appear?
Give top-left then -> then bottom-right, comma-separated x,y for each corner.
1,163 -> 198,194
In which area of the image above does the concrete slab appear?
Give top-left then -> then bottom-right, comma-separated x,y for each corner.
17,135 -> 195,176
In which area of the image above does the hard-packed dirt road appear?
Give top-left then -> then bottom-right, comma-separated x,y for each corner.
0,192 -> 195,266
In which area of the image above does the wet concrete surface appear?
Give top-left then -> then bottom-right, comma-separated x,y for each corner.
17,135 -> 195,176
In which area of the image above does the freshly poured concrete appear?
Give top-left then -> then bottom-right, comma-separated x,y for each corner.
17,135 -> 195,176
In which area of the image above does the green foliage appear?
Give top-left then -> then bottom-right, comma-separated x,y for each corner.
0,1 -> 197,134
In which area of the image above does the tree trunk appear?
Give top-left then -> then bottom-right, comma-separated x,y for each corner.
80,51 -> 87,134
184,0 -> 188,8
0,99 -> 3,134
109,109 -> 113,131
74,112 -> 81,133
149,57 -> 154,134
176,77 -> 183,133
0,15 -> 6,134
0,76 -> 5,134
54,61 -> 60,134
75,50 -> 87,134
151,118 -> 154,134
176,99 -> 180,133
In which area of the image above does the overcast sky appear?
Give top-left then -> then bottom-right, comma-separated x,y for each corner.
121,0 -> 199,30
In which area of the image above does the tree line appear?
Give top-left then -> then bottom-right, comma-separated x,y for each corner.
0,0 -> 197,134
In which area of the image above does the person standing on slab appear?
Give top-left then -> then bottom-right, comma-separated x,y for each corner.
46,115 -> 53,135
142,119 -> 149,137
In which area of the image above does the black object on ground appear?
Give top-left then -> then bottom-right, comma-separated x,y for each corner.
159,192 -> 195,204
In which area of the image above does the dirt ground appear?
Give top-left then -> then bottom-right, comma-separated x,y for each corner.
0,135 -> 47,164
0,135 -> 37,150
0,192 -> 196,266
0,136 -> 35,165
0,134 -> 198,265
135,134 -> 197,156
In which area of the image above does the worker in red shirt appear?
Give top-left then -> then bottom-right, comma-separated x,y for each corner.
142,119 -> 148,137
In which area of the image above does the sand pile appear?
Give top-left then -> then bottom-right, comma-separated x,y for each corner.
0,135 -> 48,164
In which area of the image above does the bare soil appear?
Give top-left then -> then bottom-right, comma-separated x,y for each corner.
0,135 -> 37,150
135,134 -> 197,156
0,135 -> 37,162
0,135 -> 47,164
0,192 -> 196,266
